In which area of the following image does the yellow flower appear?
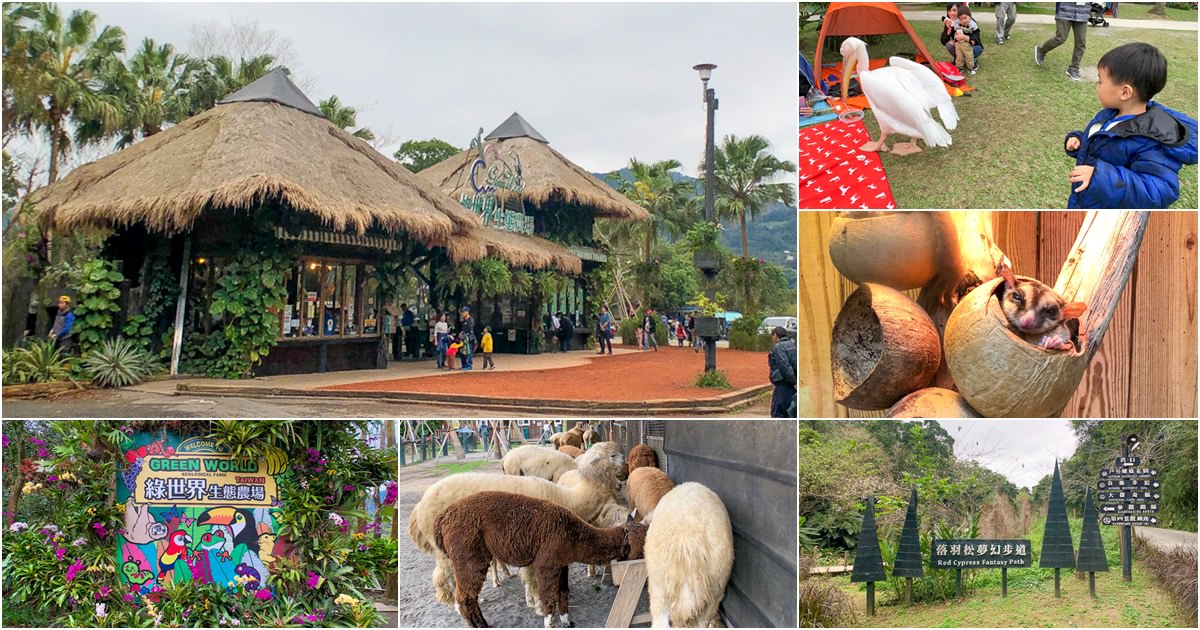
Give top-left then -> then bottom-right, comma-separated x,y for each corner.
352,533 -> 364,539
87,507 -> 96,515
227,581 -> 236,588
334,594 -> 360,607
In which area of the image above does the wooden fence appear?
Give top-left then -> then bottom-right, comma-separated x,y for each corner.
800,211 -> 1198,418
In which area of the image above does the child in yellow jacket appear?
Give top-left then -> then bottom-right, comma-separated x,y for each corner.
481,326 -> 495,370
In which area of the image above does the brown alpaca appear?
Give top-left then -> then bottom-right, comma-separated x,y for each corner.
625,466 -> 675,522
627,443 -> 657,473
434,491 -> 648,628
557,445 -> 584,458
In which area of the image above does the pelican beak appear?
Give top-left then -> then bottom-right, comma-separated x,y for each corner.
841,55 -> 856,103
197,507 -> 235,526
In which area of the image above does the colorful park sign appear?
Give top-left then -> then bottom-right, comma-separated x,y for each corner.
116,433 -> 289,596
930,539 -> 1033,569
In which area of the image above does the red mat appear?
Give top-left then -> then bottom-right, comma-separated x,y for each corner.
799,118 -> 897,210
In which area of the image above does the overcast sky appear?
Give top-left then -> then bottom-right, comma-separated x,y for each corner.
938,420 -> 1079,490
56,2 -> 797,180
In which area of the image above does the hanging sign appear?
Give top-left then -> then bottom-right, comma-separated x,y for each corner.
458,130 -> 535,235
931,539 -> 1033,568
134,441 -> 280,507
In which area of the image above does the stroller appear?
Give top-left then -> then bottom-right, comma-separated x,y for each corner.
1088,2 -> 1111,27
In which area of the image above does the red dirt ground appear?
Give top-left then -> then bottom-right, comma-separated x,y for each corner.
320,348 -> 770,401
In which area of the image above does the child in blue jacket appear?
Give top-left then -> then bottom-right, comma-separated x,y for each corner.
1065,42 -> 1197,209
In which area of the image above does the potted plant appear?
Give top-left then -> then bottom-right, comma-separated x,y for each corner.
686,222 -> 724,273
688,292 -> 726,339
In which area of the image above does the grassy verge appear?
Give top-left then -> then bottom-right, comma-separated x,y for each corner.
800,19 -> 1198,209
433,460 -> 491,475
831,517 -> 1189,627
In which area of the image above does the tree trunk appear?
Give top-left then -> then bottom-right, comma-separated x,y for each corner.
1149,3 -> 1167,17
47,107 -> 62,184
6,440 -> 24,516
740,213 -> 750,258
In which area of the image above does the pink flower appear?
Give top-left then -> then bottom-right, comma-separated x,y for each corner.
66,559 -> 84,582
124,593 -> 135,602
1,435 -> 8,448
94,586 -> 112,600
383,481 -> 398,506
254,589 -> 273,601
55,547 -> 67,561
343,484 -> 355,492
93,523 -> 108,538
305,571 -> 322,590
47,474 -> 59,482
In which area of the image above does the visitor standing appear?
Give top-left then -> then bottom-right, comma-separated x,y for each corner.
48,295 -> 76,356
459,306 -> 476,371
595,305 -> 613,355
479,420 -> 491,450
1034,2 -> 1091,81
676,319 -> 687,347
401,303 -> 417,360
557,313 -> 574,352
426,304 -> 439,359
768,326 -> 797,418
641,309 -> 659,352
995,2 -> 1017,45
435,312 -> 450,369
481,325 -> 496,370
549,312 -> 561,353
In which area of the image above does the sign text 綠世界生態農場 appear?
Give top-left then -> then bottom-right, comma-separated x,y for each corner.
931,539 -> 1034,569
134,454 -> 276,507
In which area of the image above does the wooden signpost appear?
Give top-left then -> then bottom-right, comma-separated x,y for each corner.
1098,435 -> 1160,582
931,538 -> 1032,597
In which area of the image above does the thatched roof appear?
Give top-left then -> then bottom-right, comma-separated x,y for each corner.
480,227 -> 582,275
30,70 -> 485,261
419,113 -> 649,221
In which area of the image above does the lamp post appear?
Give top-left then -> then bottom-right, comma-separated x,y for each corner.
694,62 -> 718,373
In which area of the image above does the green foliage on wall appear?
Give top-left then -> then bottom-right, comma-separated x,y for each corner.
71,259 -> 125,355
207,249 -> 290,378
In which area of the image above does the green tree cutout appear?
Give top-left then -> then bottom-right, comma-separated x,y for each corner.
394,138 -> 462,172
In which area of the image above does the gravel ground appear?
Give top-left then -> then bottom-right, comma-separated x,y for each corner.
399,462 -> 646,628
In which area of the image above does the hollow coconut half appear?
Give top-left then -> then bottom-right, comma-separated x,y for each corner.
832,283 -> 942,410
944,276 -> 1088,418
887,387 -> 982,418
828,212 -> 939,290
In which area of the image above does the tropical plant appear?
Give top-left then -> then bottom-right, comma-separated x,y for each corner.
606,158 -> 700,264
82,337 -> 155,388
701,134 -> 796,259
693,369 -> 731,389
109,37 -> 190,148
71,258 -> 125,355
207,249 -> 290,378
2,340 -> 72,385
394,138 -> 462,172
319,94 -> 374,141
2,3 -> 126,183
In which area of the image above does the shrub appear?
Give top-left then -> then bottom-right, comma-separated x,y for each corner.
1136,537 -> 1198,625
693,369 -> 732,389
728,314 -> 773,351
617,307 -> 668,346
798,576 -> 856,628
2,340 -> 71,385
83,337 -> 156,388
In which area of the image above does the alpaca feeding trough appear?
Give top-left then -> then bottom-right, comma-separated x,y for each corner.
832,283 -> 941,410
945,277 -> 1089,418
828,212 -> 939,290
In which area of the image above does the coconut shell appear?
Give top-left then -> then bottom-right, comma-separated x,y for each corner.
944,277 -> 1088,418
828,212 -> 939,290
832,283 -> 942,410
887,387 -> 982,418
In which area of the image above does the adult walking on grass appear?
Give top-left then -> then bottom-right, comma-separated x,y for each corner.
995,2 -> 1017,45
1035,2 -> 1091,82
768,327 -> 797,418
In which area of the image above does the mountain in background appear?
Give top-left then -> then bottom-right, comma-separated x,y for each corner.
597,169 -> 796,287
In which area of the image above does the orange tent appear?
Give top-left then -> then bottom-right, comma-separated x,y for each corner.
813,2 -> 939,75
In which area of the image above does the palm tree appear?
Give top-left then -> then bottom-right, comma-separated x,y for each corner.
182,54 -> 280,117
607,158 -> 699,264
5,3 -> 126,183
701,134 -> 796,258
318,95 -> 374,141
110,38 -> 191,148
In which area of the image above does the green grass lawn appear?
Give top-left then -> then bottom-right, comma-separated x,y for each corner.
799,19 -> 1198,208
827,516 -> 1190,627
433,459 -> 491,475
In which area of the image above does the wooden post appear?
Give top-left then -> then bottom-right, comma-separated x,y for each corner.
169,237 -> 192,375
1089,572 -> 1096,599
1001,567 -> 1007,597
904,577 -> 912,605
866,582 -> 875,616
955,569 -> 962,598
1054,568 -> 1061,598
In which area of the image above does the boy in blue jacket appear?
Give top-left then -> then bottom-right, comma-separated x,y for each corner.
1065,42 -> 1197,208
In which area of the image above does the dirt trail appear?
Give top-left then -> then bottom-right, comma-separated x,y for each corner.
399,461 -> 644,628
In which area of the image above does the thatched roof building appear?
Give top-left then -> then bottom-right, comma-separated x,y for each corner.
30,69 -> 485,261
420,112 -> 650,221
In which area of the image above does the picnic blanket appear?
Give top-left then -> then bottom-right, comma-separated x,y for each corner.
820,59 -> 973,109
799,99 -> 840,129
799,117 -> 897,209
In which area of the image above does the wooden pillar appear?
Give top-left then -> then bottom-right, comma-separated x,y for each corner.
169,237 -> 192,375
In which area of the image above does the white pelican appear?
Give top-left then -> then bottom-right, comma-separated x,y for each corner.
840,36 -> 959,156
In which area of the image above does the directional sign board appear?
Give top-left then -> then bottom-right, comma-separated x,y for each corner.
1115,456 -> 1141,467
1099,503 -> 1159,514
931,539 -> 1033,569
1098,478 -> 1160,490
1101,514 -> 1159,526
1099,467 -> 1158,478
1098,490 -> 1161,502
